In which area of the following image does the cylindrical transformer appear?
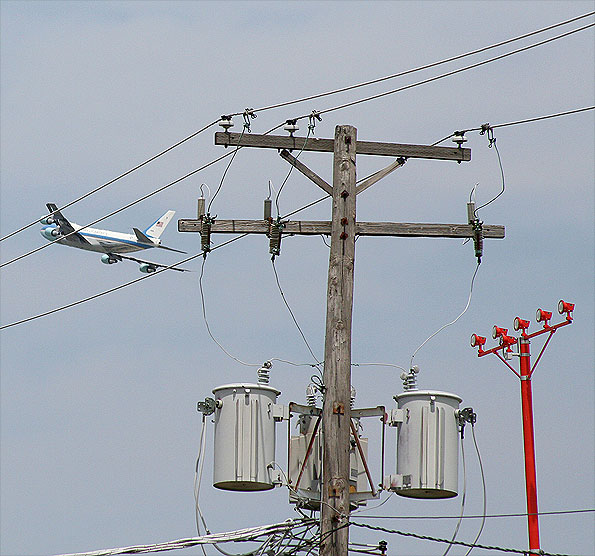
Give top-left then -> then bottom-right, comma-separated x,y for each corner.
212,383 -> 280,491
394,390 -> 461,499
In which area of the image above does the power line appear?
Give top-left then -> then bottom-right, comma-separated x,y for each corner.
293,22 -> 594,122
410,262 -> 480,367
349,521 -> 575,556
54,520 -> 317,556
198,253 -> 261,367
0,150 -> 235,269
0,234 -> 248,330
2,15 -> 592,247
0,119 -> 219,244
462,105 -> 595,134
227,12 -> 594,118
1,122 -> 286,269
353,508 -> 595,520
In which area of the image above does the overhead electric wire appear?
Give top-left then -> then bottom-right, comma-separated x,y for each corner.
410,262 -> 480,367
353,508 -> 595,520
0,150 -> 236,269
271,258 -> 322,367
2,13 -> 592,246
197,249 -> 262,368
0,234 -> 248,330
292,22 -> 595,122
226,12 -> 594,118
443,430 -> 467,556
54,520 -> 317,556
1,119 -> 289,269
0,119 -> 219,244
349,522 -> 575,556
462,105 -> 595,134
464,424 -> 487,556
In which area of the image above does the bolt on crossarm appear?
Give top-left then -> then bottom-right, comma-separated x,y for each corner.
470,300 -> 574,554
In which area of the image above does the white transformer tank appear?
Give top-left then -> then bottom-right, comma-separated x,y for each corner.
389,390 -> 462,499
212,383 -> 281,491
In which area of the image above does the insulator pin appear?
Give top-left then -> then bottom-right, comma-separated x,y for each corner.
306,384 -> 317,406
400,366 -> 419,391
257,361 -> 272,384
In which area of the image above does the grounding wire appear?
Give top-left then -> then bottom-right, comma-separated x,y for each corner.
275,126 -> 313,218
207,124 -> 247,213
349,521 -> 574,556
271,258 -> 322,368
226,12 -> 594,118
1,149 -> 236,269
290,22 -> 595,123
443,428 -> 467,556
474,135 -> 506,215
199,256 -> 261,367
193,414 -> 209,556
464,423 -> 487,556
0,119 -> 219,244
410,262 -> 480,368
0,233 -> 249,330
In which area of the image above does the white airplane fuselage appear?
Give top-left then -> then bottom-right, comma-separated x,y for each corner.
41,222 -> 159,254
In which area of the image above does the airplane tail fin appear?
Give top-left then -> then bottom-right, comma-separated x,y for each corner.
144,210 -> 175,239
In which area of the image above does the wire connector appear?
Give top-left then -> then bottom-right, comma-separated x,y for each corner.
456,406 -> 477,438
308,110 -> 322,134
480,123 -> 496,147
243,108 -> 256,132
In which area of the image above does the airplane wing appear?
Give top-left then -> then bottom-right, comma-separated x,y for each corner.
46,203 -> 91,246
113,253 -> 190,273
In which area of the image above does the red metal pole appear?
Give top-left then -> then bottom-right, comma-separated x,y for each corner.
518,335 -> 540,552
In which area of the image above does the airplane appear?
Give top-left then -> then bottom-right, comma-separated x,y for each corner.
40,203 -> 188,273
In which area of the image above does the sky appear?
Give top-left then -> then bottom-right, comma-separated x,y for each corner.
1,1 -> 593,555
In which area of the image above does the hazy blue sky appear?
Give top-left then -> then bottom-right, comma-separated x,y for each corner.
1,2 -> 593,555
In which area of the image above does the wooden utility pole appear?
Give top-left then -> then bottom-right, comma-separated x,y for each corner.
179,125 -> 504,556
320,126 -> 357,555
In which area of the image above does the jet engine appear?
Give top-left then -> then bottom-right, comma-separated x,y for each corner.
139,263 -> 157,273
42,226 -> 60,240
101,254 -> 119,265
40,216 -> 56,225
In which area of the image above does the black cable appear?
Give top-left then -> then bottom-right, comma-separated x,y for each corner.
475,138 -> 505,214
0,119 -> 219,243
350,521 -> 574,556
294,22 -> 594,122
1,149 -> 236,268
227,12 -> 594,118
275,126 -> 313,218
0,234 -> 248,330
354,508 -> 594,520
463,106 -> 595,134
208,125 -> 247,213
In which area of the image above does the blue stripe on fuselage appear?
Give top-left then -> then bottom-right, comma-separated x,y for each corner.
79,231 -> 153,249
